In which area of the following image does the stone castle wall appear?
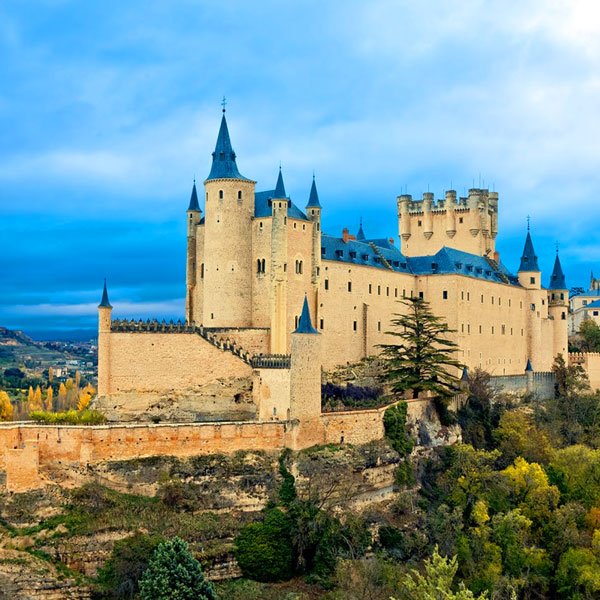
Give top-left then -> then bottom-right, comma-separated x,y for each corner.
570,352 -> 600,391
102,330 -> 252,396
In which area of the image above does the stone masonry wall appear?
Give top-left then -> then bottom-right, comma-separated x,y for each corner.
105,331 -> 252,395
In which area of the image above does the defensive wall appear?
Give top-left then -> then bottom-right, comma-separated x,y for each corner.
569,352 -> 600,391
489,371 -> 556,398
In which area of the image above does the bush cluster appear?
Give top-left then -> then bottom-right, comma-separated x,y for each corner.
29,409 -> 106,425
321,382 -> 385,411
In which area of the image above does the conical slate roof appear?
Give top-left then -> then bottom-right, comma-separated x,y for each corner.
98,279 -> 112,309
306,175 -> 321,208
206,114 -> 249,181
187,181 -> 200,211
548,253 -> 566,290
273,167 -> 287,199
294,296 -> 318,334
356,219 -> 366,241
519,231 -> 540,272
525,358 -> 533,372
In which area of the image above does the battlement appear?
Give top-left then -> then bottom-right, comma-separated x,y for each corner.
397,188 -> 499,258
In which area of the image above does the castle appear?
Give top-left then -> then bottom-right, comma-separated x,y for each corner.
96,108 -> 569,419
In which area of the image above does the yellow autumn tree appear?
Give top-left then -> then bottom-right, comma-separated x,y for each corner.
0,391 -> 13,421
48,367 -> 54,383
77,383 -> 96,411
57,382 -> 67,410
33,385 -> 42,408
75,370 -> 81,389
27,386 -> 34,405
44,386 -> 54,411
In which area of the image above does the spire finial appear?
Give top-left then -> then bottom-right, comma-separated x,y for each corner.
556,241 -> 559,254
527,215 -> 530,231
221,96 -> 227,113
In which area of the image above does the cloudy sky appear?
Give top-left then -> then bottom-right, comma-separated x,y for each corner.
1,0 -> 599,339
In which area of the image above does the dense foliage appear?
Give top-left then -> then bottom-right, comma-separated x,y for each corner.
138,537 -> 216,600
321,382 -> 385,411
29,409 -> 106,424
570,319 -> 600,353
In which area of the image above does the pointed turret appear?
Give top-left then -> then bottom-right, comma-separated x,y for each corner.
548,252 -> 566,290
357,218 -> 366,241
519,230 -> 540,272
273,167 -> 287,199
525,358 -> 533,372
306,175 -> 321,208
98,279 -> 112,309
206,113 -> 248,181
294,296 -> 318,334
187,180 -> 200,211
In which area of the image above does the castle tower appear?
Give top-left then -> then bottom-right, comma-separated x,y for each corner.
548,250 -> 569,358
202,109 -> 256,327
185,180 -> 202,323
518,227 -> 543,369
397,187 -> 498,257
289,296 -> 321,421
270,168 -> 289,353
306,175 -> 322,320
97,280 -> 112,397
356,218 -> 366,241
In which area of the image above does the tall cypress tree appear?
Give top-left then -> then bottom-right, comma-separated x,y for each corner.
379,298 -> 464,407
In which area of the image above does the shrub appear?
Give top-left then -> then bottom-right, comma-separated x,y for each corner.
139,537 -> 216,600
234,508 -> 295,582
96,532 -> 164,599
383,402 -> 414,457
29,409 -> 106,425
321,382 -> 385,411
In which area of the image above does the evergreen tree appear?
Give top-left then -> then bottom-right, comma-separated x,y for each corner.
379,298 -> 464,416
138,537 -> 216,600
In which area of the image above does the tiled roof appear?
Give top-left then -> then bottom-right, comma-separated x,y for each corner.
321,237 -> 520,285
587,299 -> 600,309
254,190 -> 309,220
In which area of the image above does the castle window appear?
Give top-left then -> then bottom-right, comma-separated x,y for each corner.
295,316 -> 299,328
324,279 -> 329,290
443,290 -> 448,300
294,222 -> 297,229
348,281 -> 352,292
400,262 -> 407,269
479,325 -> 482,334
335,250 -> 344,258
508,299 -> 511,307
377,285 -> 381,295
320,318 -> 324,329
467,265 -> 474,272
560,293 -> 564,300
583,300 -> 588,306
284,217 -> 287,224
369,284 -> 372,294
316,267 -> 320,276
530,277 -> 536,285
259,221 -> 263,229
461,324 -> 464,333
219,190 -> 224,199
492,326 -> 495,334
594,311 -> 599,317
461,291 -> 464,300
295,260 -> 303,274
238,190 -> 242,200
419,292 -> 424,299
303,224 -> 306,230
459,217 -> 464,223
353,320 -> 357,331
467,324 -> 471,334
501,325 -> 506,335
418,220 -> 422,226
492,296 -> 494,305
520,301 -> 523,309
206,192 -> 208,201
283,263 -> 287,272
386,287 -> 390,296
542,299 -> 545,305
349,251 -> 357,259
467,292 -> 470,301
481,294 -> 484,303
321,247 -> 326,256
395,288 -> 398,297
511,327 -> 513,335
363,254 -> 369,261
431,262 -> 438,271
257,259 -> 266,274
403,289 -> 406,298
521,328 -> 524,336
201,263 -> 204,278
531,303 -> 535,311
378,321 -> 381,331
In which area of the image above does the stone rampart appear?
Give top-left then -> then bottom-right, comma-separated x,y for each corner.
489,372 -> 555,398
206,327 -> 270,356
570,352 -> 600,391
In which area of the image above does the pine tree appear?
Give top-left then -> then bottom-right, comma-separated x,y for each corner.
44,386 -> 54,411
139,537 -> 216,600
0,391 -> 14,421
379,298 -> 464,408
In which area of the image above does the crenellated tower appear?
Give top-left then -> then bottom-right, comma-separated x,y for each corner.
270,168 -> 289,353
201,110 -> 256,327
397,187 -> 499,257
548,250 -> 569,358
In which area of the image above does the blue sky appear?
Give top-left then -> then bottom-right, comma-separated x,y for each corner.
1,1 -> 599,339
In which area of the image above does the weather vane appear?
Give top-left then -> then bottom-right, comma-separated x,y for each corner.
526,215 -> 530,231
221,96 -> 227,113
